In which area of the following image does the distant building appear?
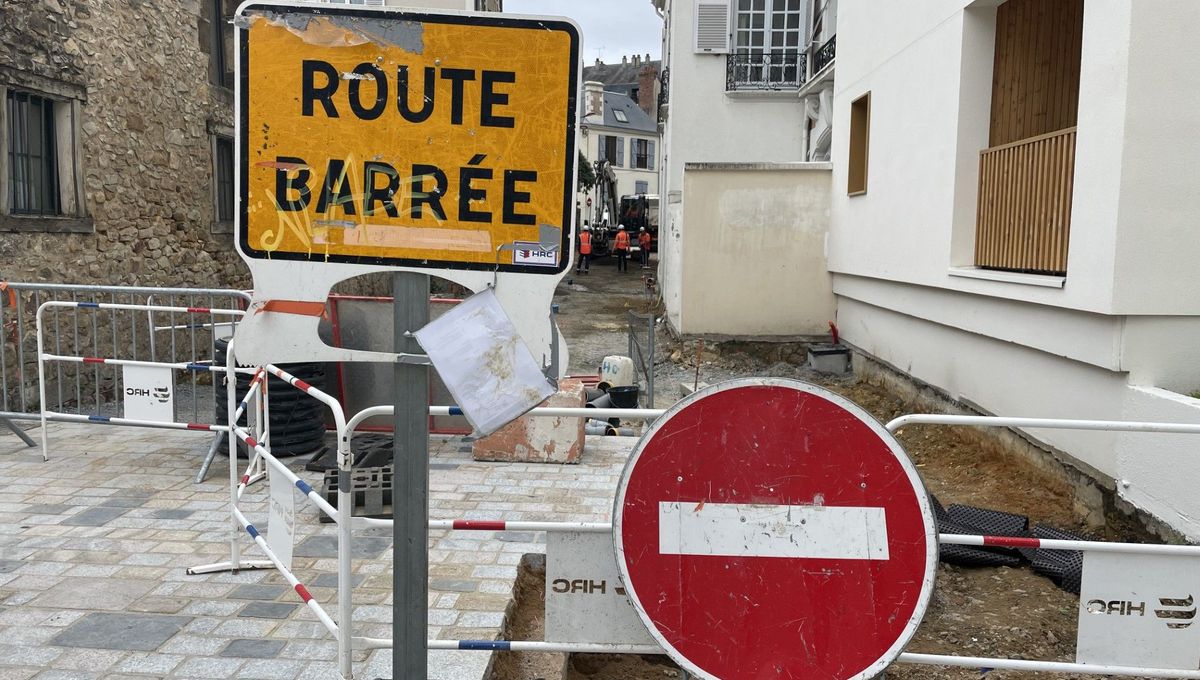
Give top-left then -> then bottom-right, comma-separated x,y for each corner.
581,83 -> 661,218
583,54 -> 662,118
652,0 -> 838,336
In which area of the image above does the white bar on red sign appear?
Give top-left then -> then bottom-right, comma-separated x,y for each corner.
658,501 -> 889,560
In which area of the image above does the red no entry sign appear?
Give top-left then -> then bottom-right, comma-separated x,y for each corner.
613,379 -> 937,680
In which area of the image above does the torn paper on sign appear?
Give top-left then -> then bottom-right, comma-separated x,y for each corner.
414,288 -> 555,437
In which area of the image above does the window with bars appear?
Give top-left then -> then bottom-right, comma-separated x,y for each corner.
210,0 -> 235,89
728,0 -> 805,90
599,134 -> 624,167
6,91 -> 60,216
632,139 -> 655,170
215,136 -> 234,224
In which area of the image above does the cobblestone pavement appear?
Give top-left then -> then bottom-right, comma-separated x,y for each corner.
0,422 -> 634,679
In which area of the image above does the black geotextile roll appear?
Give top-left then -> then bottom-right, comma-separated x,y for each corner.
213,337 -> 328,457
1029,524 -> 1087,595
937,518 -> 1024,568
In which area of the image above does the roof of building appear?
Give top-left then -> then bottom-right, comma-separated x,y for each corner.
589,91 -> 658,134
583,58 -> 661,87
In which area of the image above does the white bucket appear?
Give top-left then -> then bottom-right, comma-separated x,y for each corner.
599,355 -> 636,389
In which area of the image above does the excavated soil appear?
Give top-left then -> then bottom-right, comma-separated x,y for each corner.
491,255 -> 1157,680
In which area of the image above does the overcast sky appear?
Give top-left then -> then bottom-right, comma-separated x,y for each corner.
504,0 -> 663,64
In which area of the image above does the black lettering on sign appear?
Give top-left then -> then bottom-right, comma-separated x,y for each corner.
397,65 -> 436,123
347,64 -> 388,121
480,71 -> 516,128
458,154 -> 492,223
315,159 -> 356,216
410,164 -> 448,220
363,162 -> 400,217
439,68 -> 476,125
301,60 -> 339,117
503,169 -> 537,225
274,157 -> 312,211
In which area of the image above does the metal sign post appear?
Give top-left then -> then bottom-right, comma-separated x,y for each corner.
393,271 -> 430,679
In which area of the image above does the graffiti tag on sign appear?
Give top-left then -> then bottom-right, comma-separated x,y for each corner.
238,6 -> 580,274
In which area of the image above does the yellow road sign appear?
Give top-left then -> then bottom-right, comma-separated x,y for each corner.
237,4 -> 580,274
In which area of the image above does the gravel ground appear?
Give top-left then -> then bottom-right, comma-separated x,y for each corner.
518,255 -> 1159,680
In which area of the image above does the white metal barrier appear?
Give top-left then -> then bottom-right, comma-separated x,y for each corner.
33,300 -> 255,462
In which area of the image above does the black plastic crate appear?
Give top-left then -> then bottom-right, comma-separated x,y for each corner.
319,465 -> 393,524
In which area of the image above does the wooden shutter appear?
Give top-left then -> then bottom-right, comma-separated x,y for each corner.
648,140 -> 656,171
615,136 -> 625,167
694,0 -> 731,54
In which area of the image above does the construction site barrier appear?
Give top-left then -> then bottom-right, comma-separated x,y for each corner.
33,300 -> 253,463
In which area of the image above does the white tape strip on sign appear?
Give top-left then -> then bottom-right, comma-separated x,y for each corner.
658,501 -> 889,560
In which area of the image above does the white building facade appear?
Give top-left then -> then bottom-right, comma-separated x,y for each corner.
830,0 -> 1200,538
653,0 -> 838,337
581,83 -> 661,207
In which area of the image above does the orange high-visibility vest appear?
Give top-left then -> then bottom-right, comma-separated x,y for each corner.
615,231 -> 630,250
638,232 -> 652,249
580,232 -> 592,255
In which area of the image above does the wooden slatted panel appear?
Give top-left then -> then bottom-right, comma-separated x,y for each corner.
989,0 -> 1084,146
975,127 -> 1076,275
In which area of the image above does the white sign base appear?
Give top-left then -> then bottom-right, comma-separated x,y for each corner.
1077,552 -> 1200,669
121,365 -> 174,423
545,531 -> 656,646
268,471 -> 296,570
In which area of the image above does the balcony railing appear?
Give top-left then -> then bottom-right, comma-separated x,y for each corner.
975,127 -> 1077,275
726,50 -> 805,92
811,34 -> 835,75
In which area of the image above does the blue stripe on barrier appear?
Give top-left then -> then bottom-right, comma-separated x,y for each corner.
87,415 -> 110,422
459,640 -> 509,651
246,524 -> 260,540
295,479 -> 313,496
449,406 -> 463,416
185,363 -> 210,372
78,302 -> 100,309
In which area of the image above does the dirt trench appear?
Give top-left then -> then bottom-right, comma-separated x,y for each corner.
490,254 -> 1157,680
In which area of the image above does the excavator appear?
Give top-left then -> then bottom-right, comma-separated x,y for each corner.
588,160 -> 659,256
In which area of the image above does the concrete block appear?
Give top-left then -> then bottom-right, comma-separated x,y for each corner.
473,379 -> 586,464
679,381 -> 711,397
808,343 -> 851,374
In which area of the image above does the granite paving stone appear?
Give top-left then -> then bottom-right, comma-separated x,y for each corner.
237,601 -> 298,619
49,613 -> 190,652
219,638 -> 286,659
1,424 -> 633,680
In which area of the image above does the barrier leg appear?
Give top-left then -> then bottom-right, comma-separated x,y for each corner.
195,431 -> 224,484
1,417 -> 36,448
337,432 -> 354,679
187,339 -> 273,575
35,309 -> 50,462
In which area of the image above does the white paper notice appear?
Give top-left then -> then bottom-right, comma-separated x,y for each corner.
268,471 -> 296,570
414,287 -> 556,437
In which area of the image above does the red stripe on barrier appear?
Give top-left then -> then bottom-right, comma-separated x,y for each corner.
186,307 -> 211,314
83,357 -> 105,364
240,475 -> 250,486
294,584 -> 314,602
981,536 -> 1041,549
186,423 -> 209,431
245,437 -> 258,448
453,520 -> 507,531
292,378 -> 313,393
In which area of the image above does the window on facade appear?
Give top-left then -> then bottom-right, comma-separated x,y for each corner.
214,136 -> 234,224
210,0 -> 235,89
730,0 -> 804,89
599,134 -> 624,167
613,109 -> 629,123
7,91 -> 59,216
847,92 -> 869,195
632,139 -> 655,170
635,180 -> 649,194
2,83 -> 88,231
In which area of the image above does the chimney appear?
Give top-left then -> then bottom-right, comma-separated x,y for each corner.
633,54 -> 640,66
584,81 -> 605,119
595,57 -> 602,66
645,53 -> 651,63
622,55 -> 628,65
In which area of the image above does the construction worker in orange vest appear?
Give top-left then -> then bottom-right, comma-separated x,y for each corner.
614,224 -> 630,273
638,227 -> 652,268
576,224 -> 593,274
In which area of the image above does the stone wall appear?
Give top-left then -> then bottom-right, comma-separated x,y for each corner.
0,0 -> 245,288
